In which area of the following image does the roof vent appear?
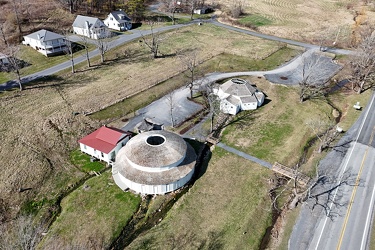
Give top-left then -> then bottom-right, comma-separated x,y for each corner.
146,135 -> 166,146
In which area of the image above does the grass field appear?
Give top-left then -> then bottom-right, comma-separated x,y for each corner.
0,10 -> 372,248
39,171 -> 141,248
125,80 -> 373,250
216,0 -> 375,47
0,23 -> 294,247
128,148 -> 273,249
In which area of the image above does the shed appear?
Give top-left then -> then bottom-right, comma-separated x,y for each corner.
78,126 -> 132,164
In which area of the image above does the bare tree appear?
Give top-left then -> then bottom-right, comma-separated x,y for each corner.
349,31 -> 375,94
0,23 -> 9,47
161,0 -> 180,25
10,0 -> 23,42
166,90 -> 176,127
63,36 -> 75,74
202,80 -> 222,133
95,38 -> 110,63
6,45 -> 23,91
58,0 -> 79,13
80,36 -> 91,67
270,164 -> 356,219
296,51 -> 338,102
0,215 -> 45,250
305,118 -> 338,153
230,0 -> 245,18
139,23 -> 163,59
178,49 -> 200,98
186,0 -> 200,20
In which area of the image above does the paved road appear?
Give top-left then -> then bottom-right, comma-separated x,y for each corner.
1,17 -> 352,90
289,93 -> 375,250
0,24 -> 190,90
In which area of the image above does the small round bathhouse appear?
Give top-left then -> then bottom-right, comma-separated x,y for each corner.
112,130 -> 197,195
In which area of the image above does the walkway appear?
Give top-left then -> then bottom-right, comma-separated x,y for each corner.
216,142 -> 272,169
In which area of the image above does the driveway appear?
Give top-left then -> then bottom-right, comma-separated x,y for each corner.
122,50 -> 340,133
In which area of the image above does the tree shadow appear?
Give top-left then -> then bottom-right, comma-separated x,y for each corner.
132,23 -> 143,29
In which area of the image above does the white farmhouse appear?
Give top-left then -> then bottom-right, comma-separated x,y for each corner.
22,29 -> 67,56
78,126 -> 132,164
72,15 -> 110,39
104,10 -> 132,31
112,130 -> 196,194
214,78 -> 265,115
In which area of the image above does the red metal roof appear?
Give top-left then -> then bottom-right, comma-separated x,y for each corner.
78,126 -> 130,154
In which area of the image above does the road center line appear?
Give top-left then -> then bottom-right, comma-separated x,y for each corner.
313,93 -> 375,250
336,127 -> 375,250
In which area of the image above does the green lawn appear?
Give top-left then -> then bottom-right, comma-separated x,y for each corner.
238,14 -> 273,27
128,148 -> 273,250
70,149 -> 106,172
39,171 -> 141,248
0,42 -> 95,83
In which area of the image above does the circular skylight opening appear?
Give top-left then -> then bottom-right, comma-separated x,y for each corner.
146,135 -> 166,146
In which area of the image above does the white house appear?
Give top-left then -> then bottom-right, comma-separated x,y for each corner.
113,130 -> 196,194
104,10 -> 132,31
72,15 -> 110,39
214,78 -> 265,115
22,29 -> 67,56
78,126 -> 132,164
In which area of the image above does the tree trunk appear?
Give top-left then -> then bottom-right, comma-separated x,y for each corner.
70,54 -> 74,73
16,69 -> 22,91
12,0 -> 23,42
85,47 -> 91,67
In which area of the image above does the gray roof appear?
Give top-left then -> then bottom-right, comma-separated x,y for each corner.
117,143 -> 196,185
24,29 -> 64,41
240,95 -> 258,104
110,10 -> 131,23
121,130 -> 187,168
226,95 -> 241,106
72,15 -> 105,28
115,130 -> 196,185
220,78 -> 257,97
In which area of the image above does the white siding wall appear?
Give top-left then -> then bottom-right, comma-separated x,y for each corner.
79,136 -> 129,163
115,168 -> 194,195
220,100 -> 239,115
241,102 -> 257,111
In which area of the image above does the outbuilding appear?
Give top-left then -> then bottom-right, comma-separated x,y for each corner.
112,130 -> 196,195
214,78 -> 265,115
78,126 -> 132,164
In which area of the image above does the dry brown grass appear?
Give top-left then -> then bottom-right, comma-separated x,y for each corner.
0,23 -> 283,239
212,0 -> 375,47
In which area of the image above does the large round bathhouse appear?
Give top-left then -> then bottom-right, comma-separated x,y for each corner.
112,130 -> 197,195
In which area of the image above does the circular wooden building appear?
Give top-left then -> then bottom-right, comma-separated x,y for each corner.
112,130 -> 196,195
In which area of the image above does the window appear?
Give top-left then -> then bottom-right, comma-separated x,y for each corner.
83,145 -> 87,150
110,17 -> 113,21
101,152 -> 104,158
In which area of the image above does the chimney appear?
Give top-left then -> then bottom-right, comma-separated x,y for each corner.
37,34 -> 40,40
85,21 -> 90,30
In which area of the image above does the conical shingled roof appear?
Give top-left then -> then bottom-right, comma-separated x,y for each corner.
121,130 -> 187,168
